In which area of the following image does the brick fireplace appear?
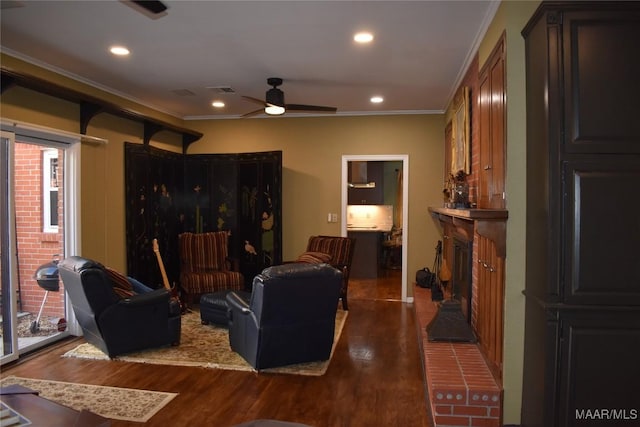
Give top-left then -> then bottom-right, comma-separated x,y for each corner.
422,207 -> 508,427
415,286 -> 502,427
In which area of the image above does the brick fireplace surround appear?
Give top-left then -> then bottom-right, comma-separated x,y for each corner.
414,286 -> 502,427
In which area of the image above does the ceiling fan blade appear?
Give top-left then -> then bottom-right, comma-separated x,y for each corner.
131,0 -> 167,14
242,108 -> 265,118
285,104 -> 337,113
242,95 -> 267,106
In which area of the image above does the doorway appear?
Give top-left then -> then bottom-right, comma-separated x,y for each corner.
341,155 -> 409,302
1,125 -> 82,365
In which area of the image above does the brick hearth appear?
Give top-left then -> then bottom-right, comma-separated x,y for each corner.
414,286 -> 502,427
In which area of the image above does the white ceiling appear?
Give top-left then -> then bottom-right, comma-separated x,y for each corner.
0,0 -> 498,120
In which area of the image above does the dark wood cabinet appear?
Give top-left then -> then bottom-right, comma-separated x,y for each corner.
347,161 -> 384,205
348,231 -> 382,279
522,3 -> 640,426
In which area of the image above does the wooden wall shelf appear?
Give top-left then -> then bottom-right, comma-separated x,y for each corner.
1,67 -> 203,152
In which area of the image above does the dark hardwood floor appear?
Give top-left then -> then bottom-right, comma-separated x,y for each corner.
1,269 -> 432,426
349,268 -> 403,302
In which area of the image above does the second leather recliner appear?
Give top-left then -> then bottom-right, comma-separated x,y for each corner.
226,263 -> 343,370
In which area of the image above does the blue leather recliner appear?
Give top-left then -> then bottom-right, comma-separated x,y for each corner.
226,263 -> 342,370
58,256 -> 181,357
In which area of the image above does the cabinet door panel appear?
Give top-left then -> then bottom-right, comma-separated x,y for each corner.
563,158 -> 640,305
489,53 -> 505,208
476,235 -> 504,376
478,70 -> 492,208
478,34 -> 506,209
564,12 -> 640,153
557,310 -> 640,427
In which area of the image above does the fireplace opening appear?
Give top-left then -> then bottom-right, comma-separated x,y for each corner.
426,232 -> 476,343
453,236 -> 473,323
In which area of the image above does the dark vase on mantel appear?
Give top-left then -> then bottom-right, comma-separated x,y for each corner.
453,182 -> 470,209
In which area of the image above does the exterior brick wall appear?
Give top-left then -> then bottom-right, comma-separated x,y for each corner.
14,142 -> 65,317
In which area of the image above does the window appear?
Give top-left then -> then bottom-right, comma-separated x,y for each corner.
43,149 -> 59,232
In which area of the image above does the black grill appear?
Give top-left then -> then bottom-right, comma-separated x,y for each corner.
34,257 -> 60,291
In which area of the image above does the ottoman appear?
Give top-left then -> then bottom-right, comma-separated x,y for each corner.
200,290 -> 251,326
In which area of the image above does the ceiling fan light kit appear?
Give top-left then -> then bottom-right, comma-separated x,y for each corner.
265,80 -> 285,115
241,77 -> 337,118
265,105 -> 285,115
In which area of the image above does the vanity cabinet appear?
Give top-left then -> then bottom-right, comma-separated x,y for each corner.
521,3 -> 640,426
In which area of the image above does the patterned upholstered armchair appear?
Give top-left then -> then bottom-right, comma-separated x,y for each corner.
303,235 -> 355,310
178,231 -> 244,305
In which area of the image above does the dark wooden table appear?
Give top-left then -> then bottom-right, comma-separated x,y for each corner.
0,385 -> 111,426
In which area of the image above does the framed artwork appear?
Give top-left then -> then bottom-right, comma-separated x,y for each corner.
451,86 -> 470,174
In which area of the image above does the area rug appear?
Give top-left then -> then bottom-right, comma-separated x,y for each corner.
0,376 -> 177,422
63,308 -> 348,376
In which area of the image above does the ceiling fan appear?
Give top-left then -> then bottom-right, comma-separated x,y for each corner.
128,0 -> 168,16
242,78 -> 338,118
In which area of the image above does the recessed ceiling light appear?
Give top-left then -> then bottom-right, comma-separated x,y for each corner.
354,32 -> 374,43
110,46 -> 130,56
370,96 -> 384,103
211,101 -> 225,108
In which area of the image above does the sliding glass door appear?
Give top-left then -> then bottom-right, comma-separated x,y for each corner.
1,130 -> 77,365
1,132 -> 18,363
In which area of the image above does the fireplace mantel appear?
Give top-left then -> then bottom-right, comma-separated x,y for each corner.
428,207 -> 508,257
428,207 -> 508,221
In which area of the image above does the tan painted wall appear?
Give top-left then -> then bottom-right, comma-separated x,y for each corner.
2,85 -> 145,268
186,115 -> 445,296
2,79 -> 445,299
476,1 -> 541,423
